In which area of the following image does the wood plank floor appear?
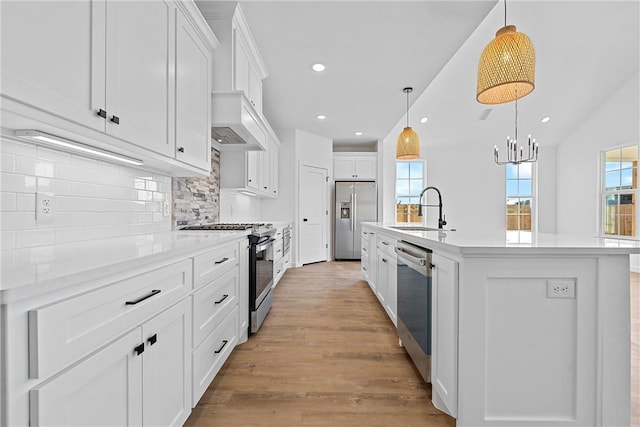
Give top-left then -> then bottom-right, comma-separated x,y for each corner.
185,261 -> 455,427
185,263 -> 640,427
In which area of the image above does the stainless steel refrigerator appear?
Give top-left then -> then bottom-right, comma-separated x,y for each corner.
335,181 -> 377,260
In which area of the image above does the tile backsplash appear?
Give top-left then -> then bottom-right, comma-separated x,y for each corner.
172,148 -> 220,226
0,138 -> 172,250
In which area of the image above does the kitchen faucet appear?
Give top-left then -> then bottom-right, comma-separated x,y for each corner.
418,186 -> 447,229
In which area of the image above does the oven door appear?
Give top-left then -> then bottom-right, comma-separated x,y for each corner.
254,237 -> 275,309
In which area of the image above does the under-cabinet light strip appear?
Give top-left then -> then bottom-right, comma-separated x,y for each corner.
15,130 -> 144,166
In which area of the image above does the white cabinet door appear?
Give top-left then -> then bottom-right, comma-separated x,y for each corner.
431,252 -> 458,417
175,5 -> 212,171
270,141 -> 279,197
237,240 -> 249,343
354,157 -> 376,179
259,149 -> 270,194
376,252 -> 389,306
334,157 -> 355,179
368,232 -> 378,293
246,151 -> 261,191
0,0 -> 106,131
30,329 -> 143,427
105,0 -> 173,156
249,66 -> 263,115
142,299 -> 191,427
233,30 -> 251,97
385,259 -> 398,326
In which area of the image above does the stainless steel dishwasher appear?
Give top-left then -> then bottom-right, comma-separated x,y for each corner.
396,240 -> 432,382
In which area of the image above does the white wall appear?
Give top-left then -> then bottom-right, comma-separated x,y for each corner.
1,137 -> 171,250
556,72 -> 639,236
219,189 -> 262,222
556,72 -> 639,270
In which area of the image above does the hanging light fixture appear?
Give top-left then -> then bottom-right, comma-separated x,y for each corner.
494,99 -> 539,165
396,87 -> 420,159
477,0 -> 536,105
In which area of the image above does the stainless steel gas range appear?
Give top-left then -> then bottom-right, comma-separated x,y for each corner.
181,223 -> 277,335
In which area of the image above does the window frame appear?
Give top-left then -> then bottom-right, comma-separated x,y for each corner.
599,144 -> 639,239
395,159 -> 426,205
505,162 -> 537,232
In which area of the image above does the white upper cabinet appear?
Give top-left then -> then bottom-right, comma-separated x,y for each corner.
233,29 -> 263,115
0,1 -> 106,132
334,154 -> 377,180
0,0 -> 217,176
175,4 -> 212,171
105,0 -> 173,157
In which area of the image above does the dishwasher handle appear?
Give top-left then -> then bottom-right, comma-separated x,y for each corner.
395,247 -> 427,266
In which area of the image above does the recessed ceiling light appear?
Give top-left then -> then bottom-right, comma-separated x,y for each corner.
420,116 -> 428,124
312,63 -> 326,72
316,114 -> 326,120
541,116 -> 551,123
354,131 -> 363,136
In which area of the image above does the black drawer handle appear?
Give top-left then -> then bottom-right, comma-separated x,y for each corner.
276,249 -> 281,253
147,334 -> 158,346
382,258 -> 387,263
125,289 -> 161,305
97,109 -> 107,118
214,294 -> 229,304
134,343 -> 145,356
214,340 -> 229,354
110,115 -> 120,124
214,257 -> 229,265
177,146 -> 184,153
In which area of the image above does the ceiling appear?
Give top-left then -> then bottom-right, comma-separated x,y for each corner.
196,1 -> 639,150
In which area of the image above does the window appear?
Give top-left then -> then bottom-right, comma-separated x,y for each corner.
396,161 -> 424,223
602,145 -> 638,237
506,163 -> 533,231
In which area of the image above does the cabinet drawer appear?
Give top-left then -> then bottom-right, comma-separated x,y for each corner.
193,240 -> 241,289
272,237 -> 284,262
377,234 -> 397,258
29,259 -> 191,379
192,307 -> 238,405
192,267 -> 239,348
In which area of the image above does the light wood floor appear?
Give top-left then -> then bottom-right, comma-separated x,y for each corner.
185,263 -> 640,427
185,261 -> 455,426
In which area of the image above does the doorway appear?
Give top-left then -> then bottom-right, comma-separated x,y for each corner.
298,164 -> 328,265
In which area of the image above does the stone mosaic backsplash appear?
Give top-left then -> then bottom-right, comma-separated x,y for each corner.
172,148 -> 221,227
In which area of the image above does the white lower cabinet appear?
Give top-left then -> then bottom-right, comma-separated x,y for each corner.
192,307 -> 238,405
430,252 -> 458,418
374,233 -> 397,327
30,298 -> 192,427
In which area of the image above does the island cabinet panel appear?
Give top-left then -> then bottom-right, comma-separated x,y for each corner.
430,252 -> 458,418
458,257 -> 599,426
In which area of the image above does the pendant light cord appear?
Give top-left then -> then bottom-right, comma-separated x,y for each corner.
514,98 -> 518,143
504,0 -> 507,27
406,91 -> 409,128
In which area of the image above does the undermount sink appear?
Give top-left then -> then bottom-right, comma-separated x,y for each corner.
391,225 -> 455,232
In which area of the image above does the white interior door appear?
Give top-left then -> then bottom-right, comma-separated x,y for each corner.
299,164 -> 328,265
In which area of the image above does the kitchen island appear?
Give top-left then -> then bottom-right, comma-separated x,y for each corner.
362,222 -> 640,427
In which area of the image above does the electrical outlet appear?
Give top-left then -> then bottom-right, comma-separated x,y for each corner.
546,279 -> 576,299
36,192 -> 56,224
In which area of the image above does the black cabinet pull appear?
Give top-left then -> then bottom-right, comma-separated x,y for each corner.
430,263 -> 436,269
214,257 -> 229,265
273,190 -> 276,193
148,334 -> 158,346
125,289 -> 161,305
177,146 -> 185,153
382,258 -> 387,263
214,294 -> 229,304
264,186 -> 268,189
110,115 -> 120,124
134,343 -> 145,355
303,218 -> 308,222
97,109 -> 107,118
214,340 -> 229,354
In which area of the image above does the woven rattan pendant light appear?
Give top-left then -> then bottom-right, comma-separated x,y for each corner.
396,87 -> 420,159
476,0 -> 535,105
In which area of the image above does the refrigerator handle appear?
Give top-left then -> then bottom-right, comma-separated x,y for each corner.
353,193 -> 357,233
350,193 -> 354,232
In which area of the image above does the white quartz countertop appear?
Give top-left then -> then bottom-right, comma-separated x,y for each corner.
364,222 -> 640,256
0,230 -> 250,303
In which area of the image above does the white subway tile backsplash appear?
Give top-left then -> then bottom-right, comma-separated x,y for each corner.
1,139 -> 36,157
1,193 -> 17,211
1,212 -> 36,230
1,230 -> 16,250
1,139 -> 172,249
16,228 -> 54,248
1,173 -> 37,193
15,193 -> 35,212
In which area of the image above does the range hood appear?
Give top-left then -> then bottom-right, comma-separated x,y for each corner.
211,91 -> 267,151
